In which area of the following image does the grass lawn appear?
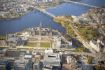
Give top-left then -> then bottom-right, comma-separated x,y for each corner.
25,42 -> 37,47
40,42 -> 51,48
25,42 -> 51,48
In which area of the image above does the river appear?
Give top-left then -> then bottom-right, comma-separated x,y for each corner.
0,0 -> 105,35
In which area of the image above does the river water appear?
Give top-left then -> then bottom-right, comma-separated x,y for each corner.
0,0 -> 105,35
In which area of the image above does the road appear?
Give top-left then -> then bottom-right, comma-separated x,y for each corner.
99,28 -> 105,36
66,19 -> 96,53
64,51 -> 96,57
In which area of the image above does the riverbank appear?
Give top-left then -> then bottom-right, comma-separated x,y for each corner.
53,7 -> 105,41
0,10 -> 33,20
53,16 -> 98,41
0,12 -> 25,19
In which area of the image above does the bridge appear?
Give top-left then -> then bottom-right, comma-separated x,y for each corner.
35,7 -> 55,18
63,0 -> 100,8
33,0 -> 100,18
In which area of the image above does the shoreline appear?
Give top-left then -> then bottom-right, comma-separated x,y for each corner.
0,11 -> 29,20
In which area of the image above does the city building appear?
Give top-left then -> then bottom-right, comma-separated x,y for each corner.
44,50 -> 61,68
0,60 -> 11,70
14,58 -> 32,70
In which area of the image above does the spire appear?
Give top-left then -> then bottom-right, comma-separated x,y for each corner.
39,22 -> 42,28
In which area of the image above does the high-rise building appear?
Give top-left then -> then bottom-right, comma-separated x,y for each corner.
0,60 -> 11,70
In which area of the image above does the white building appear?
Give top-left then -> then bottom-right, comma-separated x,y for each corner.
44,50 -> 61,68
89,39 -> 105,52
89,40 -> 100,52
52,36 -> 61,49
